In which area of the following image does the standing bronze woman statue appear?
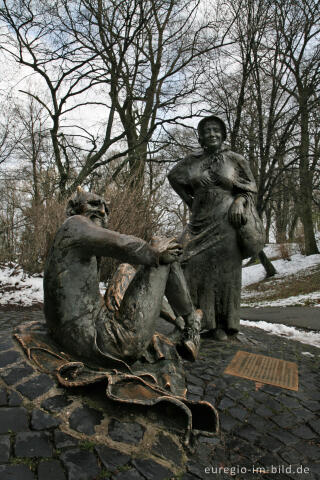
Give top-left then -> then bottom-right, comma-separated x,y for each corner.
168,115 -> 265,341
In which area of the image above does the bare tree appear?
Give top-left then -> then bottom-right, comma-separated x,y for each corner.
0,0 -> 234,196
59,0 -> 235,185
270,0 -> 320,254
0,0 -> 126,196
0,104 -> 17,166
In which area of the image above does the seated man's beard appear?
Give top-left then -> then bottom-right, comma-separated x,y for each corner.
91,215 -> 108,228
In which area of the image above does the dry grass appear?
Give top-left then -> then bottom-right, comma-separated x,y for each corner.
242,264 -> 320,305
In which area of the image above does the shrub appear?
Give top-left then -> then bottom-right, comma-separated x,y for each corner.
19,198 -> 65,273
279,242 -> 290,261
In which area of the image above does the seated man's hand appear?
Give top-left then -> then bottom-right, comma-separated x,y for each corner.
151,237 -> 183,264
159,241 -> 182,264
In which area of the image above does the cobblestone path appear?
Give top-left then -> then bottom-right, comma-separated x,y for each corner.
0,310 -> 319,479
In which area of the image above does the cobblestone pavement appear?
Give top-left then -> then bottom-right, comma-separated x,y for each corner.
0,309 -> 319,480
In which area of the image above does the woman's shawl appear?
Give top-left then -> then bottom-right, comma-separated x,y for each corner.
168,148 -> 257,203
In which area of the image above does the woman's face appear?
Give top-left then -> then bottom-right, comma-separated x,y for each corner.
200,121 -> 223,151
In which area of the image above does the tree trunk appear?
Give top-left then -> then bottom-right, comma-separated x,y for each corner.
299,203 -> 319,255
265,208 -> 272,243
258,250 -> 277,277
288,213 -> 298,242
298,101 -> 319,255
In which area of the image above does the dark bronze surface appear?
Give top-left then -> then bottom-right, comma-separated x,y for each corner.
43,188 -> 202,396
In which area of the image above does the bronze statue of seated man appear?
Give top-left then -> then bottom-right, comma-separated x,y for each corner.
43,187 -> 201,371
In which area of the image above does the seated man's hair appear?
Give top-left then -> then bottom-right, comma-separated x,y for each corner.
66,186 -> 109,217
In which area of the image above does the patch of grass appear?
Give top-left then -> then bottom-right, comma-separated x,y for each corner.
116,464 -> 131,472
10,457 -> 37,470
79,440 -> 96,451
96,469 -> 112,479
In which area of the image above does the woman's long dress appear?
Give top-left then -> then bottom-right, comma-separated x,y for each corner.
168,148 -> 258,333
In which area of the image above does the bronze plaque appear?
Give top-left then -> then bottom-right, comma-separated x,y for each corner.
224,351 -> 298,391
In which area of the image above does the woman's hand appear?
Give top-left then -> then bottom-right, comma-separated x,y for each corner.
229,196 -> 247,228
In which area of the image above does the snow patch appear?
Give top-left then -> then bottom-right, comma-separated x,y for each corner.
240,319 -> 320,349
0,263 -> 43,307
241,253 -> 320,307
242,253 -> 320,288
241,291 -> 320,308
